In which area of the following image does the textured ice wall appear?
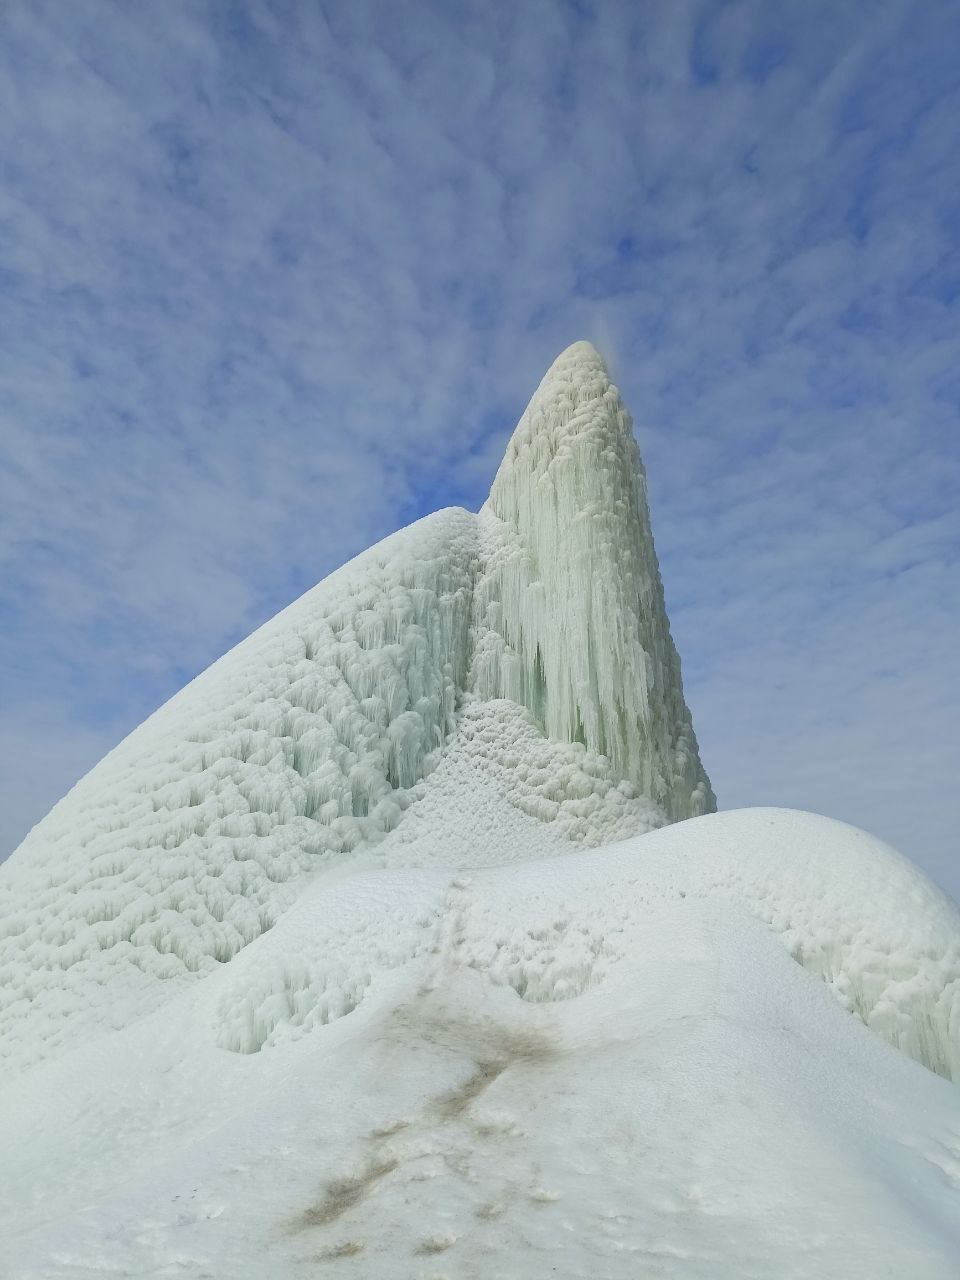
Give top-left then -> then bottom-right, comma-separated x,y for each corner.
0,509 -> 477,1073
470,342 -> 713,821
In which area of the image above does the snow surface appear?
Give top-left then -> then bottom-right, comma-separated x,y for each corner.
2,810 -> 960,1278
1,342 -> 959,1277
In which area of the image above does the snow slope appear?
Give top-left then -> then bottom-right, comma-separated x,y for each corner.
2,810 -> 960,1279
1,343 -> 958,1277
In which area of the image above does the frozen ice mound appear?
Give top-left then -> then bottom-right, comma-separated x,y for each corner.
2,806 -> 959,1279
0,342 -> 712,1077
1,343 -> 959,1276
0,508 -> 478,1073
209,804 -> 960,1082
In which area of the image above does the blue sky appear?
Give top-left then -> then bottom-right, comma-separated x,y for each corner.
1,0 -> 958,894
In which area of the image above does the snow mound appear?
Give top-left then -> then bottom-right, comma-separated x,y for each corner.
1,809 -> 959,1278
660,807 -> 960,1081
210,805 -> 960,1083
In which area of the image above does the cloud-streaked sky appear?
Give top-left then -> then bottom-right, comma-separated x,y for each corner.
2,1 -> 958,894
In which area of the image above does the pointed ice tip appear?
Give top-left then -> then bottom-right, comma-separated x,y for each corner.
560,338 -> 605,360
522,340 -> 613,419
547,340 -> 608,376
487,340 -> 624,499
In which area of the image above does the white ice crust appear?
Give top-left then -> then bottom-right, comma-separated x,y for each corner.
0,343 -> 958,1276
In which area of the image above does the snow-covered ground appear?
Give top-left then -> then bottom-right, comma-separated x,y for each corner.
2,808 -> 960,1278
1,344 -> 957,1277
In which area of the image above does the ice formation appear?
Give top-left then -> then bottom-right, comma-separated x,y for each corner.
0,508 -> 478,1073
471,342 -> 713,821
1,343 -> 959,1277
0,341 -> 709,1076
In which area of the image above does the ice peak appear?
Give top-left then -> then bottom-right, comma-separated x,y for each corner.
472,344 -> 714,821
540,338 -> 608,378
489,341 -> 618,486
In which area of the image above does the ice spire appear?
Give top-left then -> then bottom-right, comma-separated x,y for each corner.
469,341 -> 714,820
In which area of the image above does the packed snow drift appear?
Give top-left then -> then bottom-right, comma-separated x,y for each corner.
1,343 -> 958,1278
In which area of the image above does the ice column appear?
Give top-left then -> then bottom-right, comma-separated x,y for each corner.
469,342 -> 714,821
